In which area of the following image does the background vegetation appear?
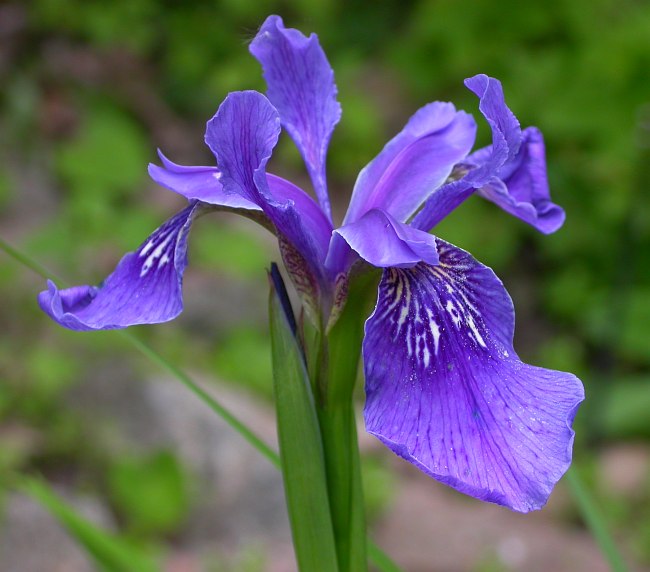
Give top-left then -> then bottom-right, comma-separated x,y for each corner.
1,0 -> 649,570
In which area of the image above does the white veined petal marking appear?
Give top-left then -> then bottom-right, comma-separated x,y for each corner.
381,262 -> 489,370
428,264 -> 488,349
138,220 -> 180,278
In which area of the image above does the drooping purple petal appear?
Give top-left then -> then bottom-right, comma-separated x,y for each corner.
327,209 -> 439,274
147,151 -> 260,210
205,90 -> 333,300
344,102 -> 476,225
412,75 -> 564,234
363,240 -> 584,512
250,15 -> 341,220
474,127 -> 566,234
38,202 -> 204,331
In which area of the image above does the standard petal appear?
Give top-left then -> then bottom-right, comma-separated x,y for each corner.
38,202 -> 204,331
410,175 -> 476,232
344,102 -> 476,225
363,240 -> 584,512
205,90 -> 281,207
205,90 -> 333,310
327,209 -> 439,273
464,74 -> 521,171
148,151 -> 261,210
250,15 -> 341,220
476,127 -> 566,234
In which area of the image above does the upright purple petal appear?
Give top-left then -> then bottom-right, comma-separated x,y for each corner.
38,202 -> 204,331
465,74 -> 521,170
147,151 -> 260,211
205,90 -> 281,208
327,209 -> 439,274
475,127 -> 566,234
344,102 -> 476,225
363,240 -> 584,512
250,15 -> 341,220
205,90 -> 333,307
266,174 -> 333,265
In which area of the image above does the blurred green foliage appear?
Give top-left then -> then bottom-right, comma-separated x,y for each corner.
107,450 -> 190,538
1,0 -> 650,567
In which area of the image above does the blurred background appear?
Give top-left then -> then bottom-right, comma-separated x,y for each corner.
1,1 -> 649,570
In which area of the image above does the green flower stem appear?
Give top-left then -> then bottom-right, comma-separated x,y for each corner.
318,272 -> 378,572
318,402 -> 367,572
20,477 -> 160,572
0,236 -> 401,572
0,236 -> 66,283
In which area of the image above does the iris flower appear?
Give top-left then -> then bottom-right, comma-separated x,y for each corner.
39,16 -> 584,512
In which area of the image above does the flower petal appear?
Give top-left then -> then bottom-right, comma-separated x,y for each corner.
205,90 -> 333,306
412,75 -> 563,234
205,90 -> 281,207
250,15 -> 341,220
148,152 -> 332,247
476,127 -> 566,234
328,209 -> 439,273
147,151 -> 261,210
464,74 -> 521,172
266,173 -> 333,266
363,240 -> 584,512
344,102 -> 476,225
410,175 -> 476,232
38,202 -> 204,331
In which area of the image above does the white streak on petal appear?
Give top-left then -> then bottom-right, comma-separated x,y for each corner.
140,230 -> 175,277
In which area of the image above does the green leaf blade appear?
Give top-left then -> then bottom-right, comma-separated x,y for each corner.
19,477 -> 159,572
268,267 -> 339,572
565,469 -> 629,572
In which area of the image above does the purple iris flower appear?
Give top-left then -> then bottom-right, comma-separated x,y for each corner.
39,16 -> 584,512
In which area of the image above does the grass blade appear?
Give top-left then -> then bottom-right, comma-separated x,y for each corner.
18,476 -> 159,572
565,468 -> 628,572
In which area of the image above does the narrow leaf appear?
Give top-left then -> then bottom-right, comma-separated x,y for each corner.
269,264 -> 339,572
19,476 -> 159,572
565,469 -> 629,572
368,542 -> 402,572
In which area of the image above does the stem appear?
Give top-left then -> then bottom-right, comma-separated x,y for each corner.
0,236 -> 280,469
319,272 -> 377,572
0,236 -> 66,284
269,270 -> 340,570
318,401 -> 367,572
